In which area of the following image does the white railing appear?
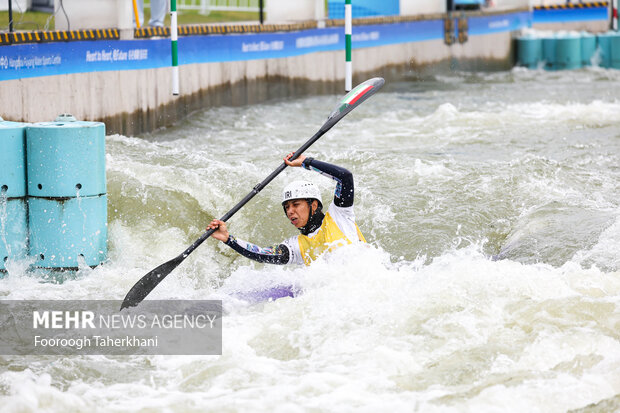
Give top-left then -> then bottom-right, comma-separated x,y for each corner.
145,0 -> 260,13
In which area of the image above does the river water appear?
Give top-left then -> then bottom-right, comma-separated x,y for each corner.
1,67 -> 620,412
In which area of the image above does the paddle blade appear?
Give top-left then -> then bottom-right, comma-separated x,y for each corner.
322,77 -> 385,132
120,255 -> 184,310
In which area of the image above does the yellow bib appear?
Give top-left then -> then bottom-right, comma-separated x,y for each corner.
297,212 -> 366,266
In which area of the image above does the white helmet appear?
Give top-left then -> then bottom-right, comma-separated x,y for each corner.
282,181 -> 322,206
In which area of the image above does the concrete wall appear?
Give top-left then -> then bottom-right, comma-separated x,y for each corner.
532,20 -> 609,31
530,0 -> 570,5
266,0 -> 325,22
0,25 -> 514,135
494,0 -> 530,10
54,0 -> 134,31
399,0 -> 529,16
400,0 -> 446,15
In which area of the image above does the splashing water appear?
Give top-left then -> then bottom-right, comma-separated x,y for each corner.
1,68 -> 620,412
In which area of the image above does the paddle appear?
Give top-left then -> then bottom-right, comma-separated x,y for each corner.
121,77 -> 385,310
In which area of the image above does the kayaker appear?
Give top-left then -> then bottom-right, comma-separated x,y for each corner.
207,152 -> 366,265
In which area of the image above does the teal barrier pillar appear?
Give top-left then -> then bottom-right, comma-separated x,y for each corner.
555,33 -> 582,70
580,32 -> 596,66
0,117 -> 28,273
27,115 -> 107,269
611,32 -> 620,69
542,35 -> 557,70
517,36 -> 542,69
597,32 -> 613,68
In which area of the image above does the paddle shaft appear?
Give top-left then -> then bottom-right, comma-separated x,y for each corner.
120,132 -> 324,310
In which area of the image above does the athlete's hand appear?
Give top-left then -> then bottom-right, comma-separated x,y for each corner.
207,219 -> 229,242
284,152 -> 306,168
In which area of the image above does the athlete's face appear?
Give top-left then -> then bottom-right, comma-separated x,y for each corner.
284,199 -> 317,228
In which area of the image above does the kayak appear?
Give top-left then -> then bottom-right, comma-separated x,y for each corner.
232,284 -> 299,303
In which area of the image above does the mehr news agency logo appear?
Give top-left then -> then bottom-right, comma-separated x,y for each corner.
31,308 -> 218,350
0,300 -> 222,355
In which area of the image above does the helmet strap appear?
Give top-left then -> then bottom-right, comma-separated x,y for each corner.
299,199 -> 324,235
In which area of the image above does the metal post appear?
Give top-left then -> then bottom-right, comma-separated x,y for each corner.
8,0 -> 13,32
133,0 -> 141,29
613,0 -> 618,31
259,0 -> 264,24
345,0 -> 352,92
171,0 -> 179,95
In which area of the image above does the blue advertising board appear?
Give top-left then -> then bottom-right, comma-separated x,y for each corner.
468,12 -> 532,36
328,0 -> 400,19
0,40 -> 169,81
0,11 -> 529,82
533,5 -> 608,24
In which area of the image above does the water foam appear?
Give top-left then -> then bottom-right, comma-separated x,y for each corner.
2,70 -> 620,412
